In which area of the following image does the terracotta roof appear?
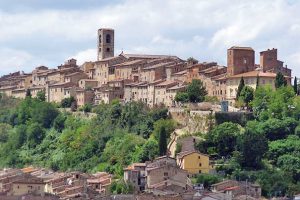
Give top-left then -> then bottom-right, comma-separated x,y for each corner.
229,46 -> 254,51
167,84 -> 186,91
177,150 -> 209,159
121,52 -> 180,60
49,82 -> 77,88
173,70 -> 187,75
143,61 -> 175,70
228,70 -> 278,79
114,59 -> 145,67
155,80 -> 179,87
65,71 -> 87,77
13,174 -> 44,185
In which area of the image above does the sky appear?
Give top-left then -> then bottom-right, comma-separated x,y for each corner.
0,0 -> 300,76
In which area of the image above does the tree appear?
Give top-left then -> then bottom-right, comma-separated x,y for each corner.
206,122 -> 241,156
36,90 -> 46,101
186,79 -> 208,103
275,72 -> 287,89
256,74 -> 260,88
195,174 -> 221,189
0,123 -> 12,143
138,138 -> 159,162
236,77 -> 245,99
61,96 -> 76,108
239,86 -> 254,108
239,129 -> 268,169
158,126 -> 167,156
53,113 -> 67,132
175,92 -> 189,103
25,89 -> 31,98
294,76 -> 298,95
258,117 -> 298,141
70,100 -> 77,112
82,103 -> 92,113
187,57 -> 198,65
26,122 -> 45,148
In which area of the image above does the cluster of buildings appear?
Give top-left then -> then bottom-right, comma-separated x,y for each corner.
124,150 -> 213,193
0,28 -> 292,108
0,167 -> 112,199
123,154 -> 262,199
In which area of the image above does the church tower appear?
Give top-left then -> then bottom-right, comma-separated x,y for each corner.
97,28 -> 114,60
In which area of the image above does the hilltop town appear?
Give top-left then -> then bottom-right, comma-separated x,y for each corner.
0,28 -> 299,200
0,28 -> 292,107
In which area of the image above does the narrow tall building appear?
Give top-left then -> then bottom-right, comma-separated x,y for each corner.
97,28 -> 114,60
227,46 -> 255,76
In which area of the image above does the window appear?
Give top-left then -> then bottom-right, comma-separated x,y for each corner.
199,170 -> 202,173
99,35 -> 101,43
199,163 -> 202,167
243,58 -> 247,64
164,172 -> 168,176
106,48 -> 110,52
106,34 -> 111,43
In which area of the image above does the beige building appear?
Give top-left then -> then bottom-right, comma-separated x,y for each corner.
8,174 -> 45,196
145,156 -> 189,194
226,70 -> 279,105
124,163 -> 147,192
176,150 -> 212,175
78,79 -> 98,89
76,89 -> 95,107
48,82 -> 77,103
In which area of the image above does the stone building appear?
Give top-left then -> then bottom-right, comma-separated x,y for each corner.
0,27 -> 294,109
176,150 -> 212,175
98,28 -> 114,60
227,46 -> 255,76
145,156 -> 189,194
260,48 -> 291,76
8,174 -> 45,196
124,163 -> 147,192
226,69 -> 291,105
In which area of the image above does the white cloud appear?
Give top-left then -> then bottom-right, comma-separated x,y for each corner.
0,0 -> 300,76
71,48 -> 97,65
0,48 -> 33,74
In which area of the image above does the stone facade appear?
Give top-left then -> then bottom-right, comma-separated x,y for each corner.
98,28 -> 114,60
0,28 -> 294,108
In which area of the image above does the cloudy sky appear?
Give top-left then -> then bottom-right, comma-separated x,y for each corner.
0,0 -> 300,76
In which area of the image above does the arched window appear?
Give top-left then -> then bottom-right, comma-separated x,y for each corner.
106,34 -> 111,43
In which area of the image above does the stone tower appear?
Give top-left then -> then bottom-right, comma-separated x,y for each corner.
227,46 -> 255,76
97,28 -> 114,60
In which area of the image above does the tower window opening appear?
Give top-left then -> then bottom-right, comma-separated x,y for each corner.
106,34 -> 111,43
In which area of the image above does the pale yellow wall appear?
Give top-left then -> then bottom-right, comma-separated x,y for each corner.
154,87 -> 167,106
11,183 -> 44,196
226,76 -> 275,105
49,87 -> 65,103
12,91 -> 26,99
178,152 -> 211,174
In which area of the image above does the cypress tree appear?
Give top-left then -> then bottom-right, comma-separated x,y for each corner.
294,76 -> 298,95
158,126 -> 167,156
275,72 -> 287,89
236,77 -> 245,99
25,89 -> 32,98
256,74 -> 260,89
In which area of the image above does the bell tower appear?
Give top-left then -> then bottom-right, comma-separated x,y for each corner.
97,28 -> 114,60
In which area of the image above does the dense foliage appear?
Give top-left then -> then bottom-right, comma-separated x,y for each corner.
175,79 -> 207,103
196,85 -> 300,197
1,84 -> 300,197
0,95 -> 174,177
